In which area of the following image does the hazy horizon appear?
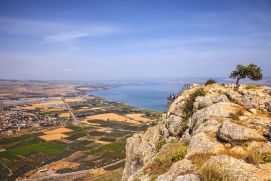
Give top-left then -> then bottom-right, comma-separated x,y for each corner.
0,0 -> 271,80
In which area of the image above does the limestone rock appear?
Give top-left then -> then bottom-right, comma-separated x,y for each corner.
166,115 -> 187,136
186,132 -> 224,157
202,155 -> 271,180
190,102 -> 243,133
217,120 -> 265,143
227,87 -> 271,111
123,84 -> 271,180
194,93 -> 229,110
122,126 -> 160,180
174,174 -> 201,181
192,119 -> 221,135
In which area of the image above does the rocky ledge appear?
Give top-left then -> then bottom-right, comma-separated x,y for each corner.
122,84 -> 271,181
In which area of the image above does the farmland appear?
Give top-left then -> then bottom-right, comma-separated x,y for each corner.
0,80 -> 160,180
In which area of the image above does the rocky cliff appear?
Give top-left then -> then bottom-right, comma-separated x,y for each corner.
122,84 -> 271,181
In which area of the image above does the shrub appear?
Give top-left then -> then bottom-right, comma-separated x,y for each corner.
205,79 -> 216,86
245,85 -> 258,90
261,153 -> 271,163
171,145 -> 188,161
229,109 -> 245,121
156,155 -> 170,165
189,153 -> 214,169
244,150 -> 271,164
244,150 -> 262,165
156,136 -> 166,151
201,165 -> 231,181
183,88 -> 206,120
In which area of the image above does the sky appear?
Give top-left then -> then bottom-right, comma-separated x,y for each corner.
0,0 -> 270,81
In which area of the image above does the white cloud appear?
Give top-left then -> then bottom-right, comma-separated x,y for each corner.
0,16 -> 124,43
43,25 -> 121,43
44,31 -> 89,43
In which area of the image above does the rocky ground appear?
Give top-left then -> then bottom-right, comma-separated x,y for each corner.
122,84 -> 271,181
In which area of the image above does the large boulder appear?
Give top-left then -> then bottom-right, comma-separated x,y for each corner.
166,115 -> 187,136
201,155 -> 271,180
186,132 -> 224,157
227,87 -> 271,111
122,126 -> 160,180
194,93 -> 229,110
190,102 -> 243,132
217,120 -> 265,143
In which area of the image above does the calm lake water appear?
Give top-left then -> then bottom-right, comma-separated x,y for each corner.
88,78 -> 270,112
89,83 -> 185,112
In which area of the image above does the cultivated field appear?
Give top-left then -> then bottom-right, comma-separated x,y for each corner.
0,80 -> 160,180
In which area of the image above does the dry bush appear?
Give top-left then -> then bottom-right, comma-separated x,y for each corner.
189,153 -> 215,169
229,109 -> 245,121
200,165 -> 231,181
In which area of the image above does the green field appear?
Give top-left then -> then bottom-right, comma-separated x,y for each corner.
0,139 -> 66,158
0,133 -> 42,146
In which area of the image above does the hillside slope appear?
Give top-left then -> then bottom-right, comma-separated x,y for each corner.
122,84 -> 271,181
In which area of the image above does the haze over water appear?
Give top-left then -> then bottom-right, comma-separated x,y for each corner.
90,78 -> 271,112
90,83 -> 183,112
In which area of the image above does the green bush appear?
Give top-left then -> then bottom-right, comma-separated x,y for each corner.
156,136 -> 166,151
171,145 -> 188,161
205,79 -> 216,86
261,153 -> 271,163
183,88 -> 206,120
156,155 -> 169,165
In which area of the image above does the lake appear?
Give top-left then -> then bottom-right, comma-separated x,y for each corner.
89,83 -> 185,112
88,78 -> 271,112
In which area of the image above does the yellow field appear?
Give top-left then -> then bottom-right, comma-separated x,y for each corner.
50,160 -> 80,171
86,113 -> 154,124
40,133 -> 68,141
94,140 -> 112,145
44,127 -> 72,134
125,113 -> 153,122
96,127 -> 111,132
58,112 -> 70,118
86,113 -> 138,124
80,119 -> 101,126
40,127 -> 72,141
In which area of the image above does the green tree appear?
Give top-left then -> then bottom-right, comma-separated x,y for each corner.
205,79 -> 216,86
230,64 -> 262,86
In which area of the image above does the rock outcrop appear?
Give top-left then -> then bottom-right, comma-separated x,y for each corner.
123,84 -> 271,181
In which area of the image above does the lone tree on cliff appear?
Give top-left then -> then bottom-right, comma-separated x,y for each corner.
230,64 -> 263,86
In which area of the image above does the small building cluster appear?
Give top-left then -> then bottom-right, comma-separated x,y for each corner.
0,102 -> 68,136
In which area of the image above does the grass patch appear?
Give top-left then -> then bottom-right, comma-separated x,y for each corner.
155,136 -> 166,151
201,165 -> 231,181
146,143 -> 188,177
245,85 -> 259,90
245,150 -> 271,164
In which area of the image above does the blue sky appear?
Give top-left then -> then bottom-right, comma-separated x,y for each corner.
0,0 -> 270,80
